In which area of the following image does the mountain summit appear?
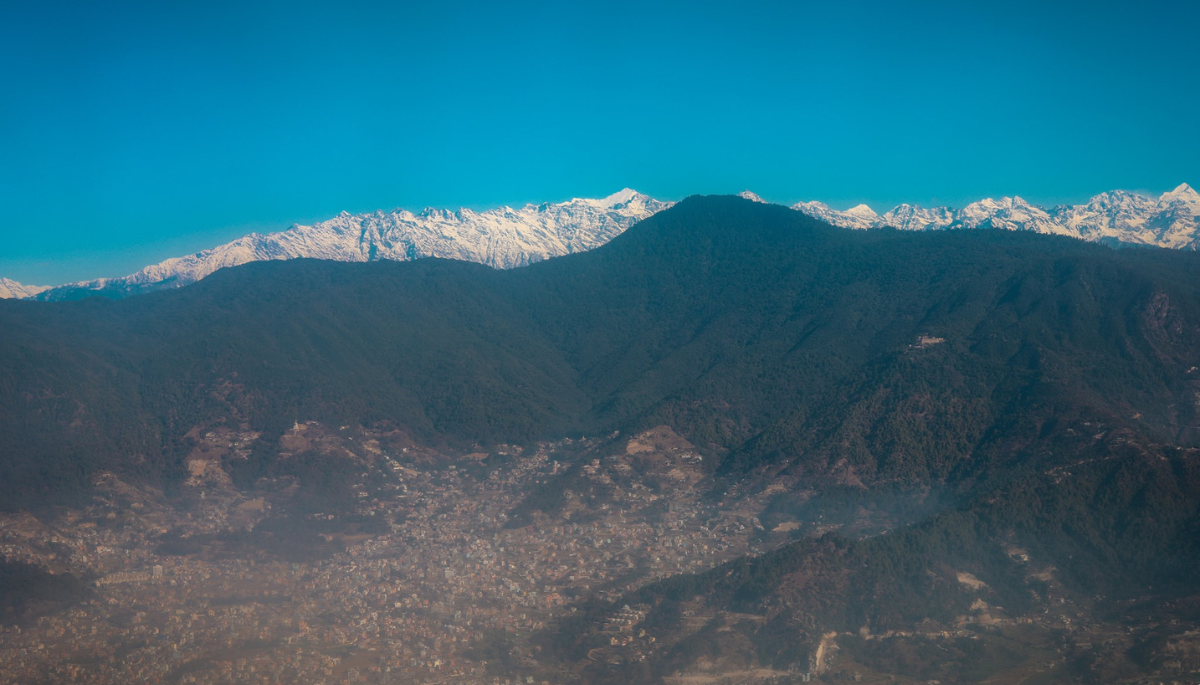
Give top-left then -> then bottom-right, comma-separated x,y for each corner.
1161,181 -> 1200,207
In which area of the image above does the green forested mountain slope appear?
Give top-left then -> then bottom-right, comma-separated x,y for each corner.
3,195 -> 1199,508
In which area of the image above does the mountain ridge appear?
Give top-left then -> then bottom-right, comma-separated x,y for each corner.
29,189 -> 671,301
7,184 -> 1198,301
0,278 -> 49,300
797,182 -> 1200,247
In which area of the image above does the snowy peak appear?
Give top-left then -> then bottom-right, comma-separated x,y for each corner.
790,200 -> 879,230
738,190 -> 767,203
576,188 -> 659,212
1162,182 -> 1198,201
594,187 -> 641,207
1160,183 -> 1200,214
0,278 -> 49,300
844,204 -> 878,220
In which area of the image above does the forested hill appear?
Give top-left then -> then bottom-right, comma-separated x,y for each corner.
2,195 -> 1200,509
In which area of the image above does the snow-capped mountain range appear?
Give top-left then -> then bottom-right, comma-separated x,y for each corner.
0,278 -> 49,300
27,189 -> 671,301
793,183 -> 1200,248
3,184 -> 1196,300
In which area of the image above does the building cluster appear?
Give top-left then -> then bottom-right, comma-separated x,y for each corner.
0,427 -> 764,685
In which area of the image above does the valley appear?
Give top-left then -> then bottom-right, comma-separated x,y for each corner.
3,422 -> 1198,684
0,424 -> 763,684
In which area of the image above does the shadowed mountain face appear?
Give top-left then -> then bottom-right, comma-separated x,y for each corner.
3,195 -> 1200,507
5,195 -> 1200,682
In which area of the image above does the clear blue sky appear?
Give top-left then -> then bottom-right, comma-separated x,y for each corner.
2,0 -> 1197,284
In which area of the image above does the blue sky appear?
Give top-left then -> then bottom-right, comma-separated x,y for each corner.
1,0 -> 1197,284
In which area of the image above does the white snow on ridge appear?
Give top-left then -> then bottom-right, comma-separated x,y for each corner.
877,204 -> 955,232
32,190 -> 671,300
791,200 -> 879,230
789,183 -> 1200,248
0,278 -> 49,300
579,188 -> 645,209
